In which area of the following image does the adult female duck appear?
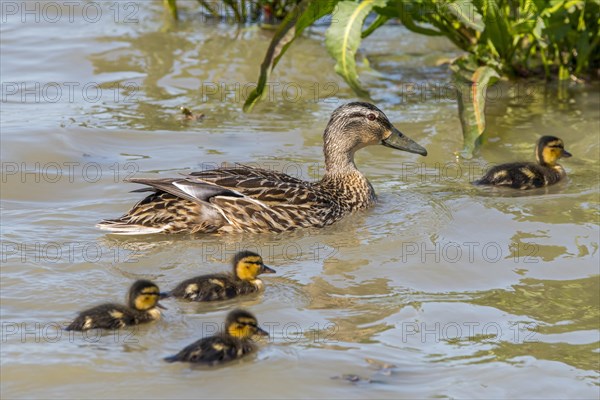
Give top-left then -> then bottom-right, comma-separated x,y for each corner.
97,102 -> 427,234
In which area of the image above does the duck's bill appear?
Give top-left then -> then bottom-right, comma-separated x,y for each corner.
255,327 -> 269,337
382,126 -> 427,156
260,264 -> 276,274
159,292 -> 171,300
562,150 -> 572,158
156,302 -> 168,310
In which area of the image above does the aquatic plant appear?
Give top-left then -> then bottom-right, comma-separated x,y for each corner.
163,0 -> 302,23
164,0 -> 600,157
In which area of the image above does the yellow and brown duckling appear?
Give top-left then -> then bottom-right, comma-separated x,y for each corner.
167,251 -> 275,302
97,102 -> 427,234
164,309 -> 268,365
474,136 -> 572,190
65,280 -> 166,331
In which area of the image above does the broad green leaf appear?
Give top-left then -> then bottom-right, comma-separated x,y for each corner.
452,60 -> 500,158
446,0 -> 485,32
325,0 -> 387,98
243,0 -> 339,112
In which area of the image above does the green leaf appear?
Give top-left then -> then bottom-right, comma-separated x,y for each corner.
362,13 -> 389,38
452,60 -> 500,158
446,0 -> 485,32
325,0 -> 387,98
476,0 -> 512,60
379,1 -> 442,37
243,0 -> 339,112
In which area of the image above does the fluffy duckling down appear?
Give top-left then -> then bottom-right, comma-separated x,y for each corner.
474,136 -> 572,190
167,251 -> 275,302
65,280 -> 166,331
164,309 -> 268,365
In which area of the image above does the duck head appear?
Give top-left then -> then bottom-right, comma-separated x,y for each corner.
536,136 -> 572,166
225,309 -> 269,339
323,102 -> 427,172
233,251 -> 275,282
127,279 -> 166,311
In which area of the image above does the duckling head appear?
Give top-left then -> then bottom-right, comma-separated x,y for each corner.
127,280 -> 166,311
536,136 -> 572,166
323,102 -> 427,172
233,251 -> 276,282
225,309 -> 269,339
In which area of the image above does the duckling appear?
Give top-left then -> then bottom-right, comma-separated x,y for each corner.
164,309 -> 268,365
65,280 -> 166,331
180,106 -> 204,121
168,251 -> 275,302
474,136 -> 572,189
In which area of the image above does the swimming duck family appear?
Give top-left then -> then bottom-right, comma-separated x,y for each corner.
97,102 -> 427,234
474,136 -> 572,189
164,309 -> 268,365
65,280 -> 165,331
167,251 -> 275,301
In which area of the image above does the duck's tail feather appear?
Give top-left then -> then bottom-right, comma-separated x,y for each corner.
96,220 -> 166,235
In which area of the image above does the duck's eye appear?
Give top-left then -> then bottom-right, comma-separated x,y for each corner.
367,113 -> 376,121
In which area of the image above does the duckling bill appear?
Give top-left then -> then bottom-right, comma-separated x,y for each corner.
167,251 -> 275,302
474,136 -> 572,190
97,102 -> 427,234
65,280 -> 166,331
164,309 -> 268,365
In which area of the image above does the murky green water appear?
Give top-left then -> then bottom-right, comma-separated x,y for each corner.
1,2 -> 599,399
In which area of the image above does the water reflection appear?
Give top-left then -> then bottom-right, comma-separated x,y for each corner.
469,277 -> 599,328
435,338 -> 599,373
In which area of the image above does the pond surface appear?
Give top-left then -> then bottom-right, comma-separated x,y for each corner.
1,2 -> 599,399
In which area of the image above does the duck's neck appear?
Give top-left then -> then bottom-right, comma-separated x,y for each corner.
551,163 -> 566,178
324,144 -> 358,175
538,158 -> 564,175
320,145 -> 376,209
537,158 -> 551,167
144,307 -> 161,320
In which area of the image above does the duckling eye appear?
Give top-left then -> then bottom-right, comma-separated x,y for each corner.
367,113 -> 376,121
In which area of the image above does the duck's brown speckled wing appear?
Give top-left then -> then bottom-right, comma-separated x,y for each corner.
164,335 -> 255,365
97,165 -> 337,234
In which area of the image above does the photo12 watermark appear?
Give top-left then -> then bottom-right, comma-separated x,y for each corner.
400,321 -> 538,344
397,81 -> 540,105
1,322 -> 140,344
1,1 -> 140,24
1,241 -> 141,264
1,161 -> 139,184
399,241 -> 541,264
199,81 -> 340,104
1,82 -> 138,104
